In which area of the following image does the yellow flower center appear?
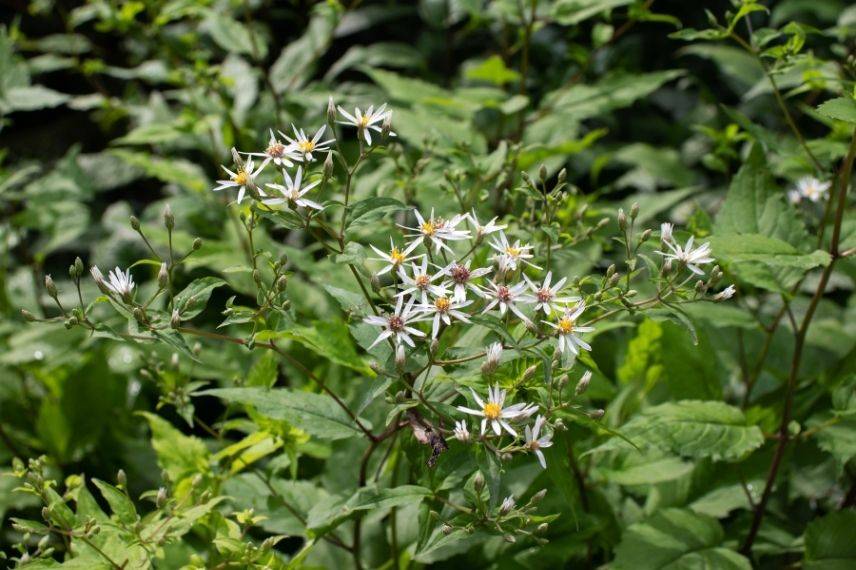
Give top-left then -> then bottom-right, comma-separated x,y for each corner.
390,247 -> 406,264
233,170 -> 250,186
359,115 -> 370,128
434,296 -> 451,312
558,317 -> 574,335
421,221 -> 436,236
298,140 -> 315,153
483,402 -> 501,420
415,274 -> 430,287
506,246 -> 520,257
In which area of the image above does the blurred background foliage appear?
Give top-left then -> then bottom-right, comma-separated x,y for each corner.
1,0 -> 855,568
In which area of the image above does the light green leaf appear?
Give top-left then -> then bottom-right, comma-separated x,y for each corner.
708,234 -> 831,270
270,2 -> 340,91
552,0 -> 634,25
174,277 -> 226,319
258,319 -> 375,376
139,412 -> 210,483
816,97 -> 856,124
92,480 -> 137,526
804,511 -> 856,569
0,85 -> 69,113
203,14 -> 259,57
307,484 -> 431,533
465,55 -> 521,86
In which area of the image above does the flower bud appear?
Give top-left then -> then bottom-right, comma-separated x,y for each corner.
523,364 -> 539,381
596,217 -> 610,230
74,256 -> 84,277
327,96 -> 336,125
323,152 -> 334,179
504,535 -> 516,543
192,342 -> 202,356
536,523 -> 549,534
156,487 -> 168,508
44,275 -> 57,298
381,114 -> 392,139
660,222 -> 673,243
191,474 -> 203,488
538,164 -> 548,185
630,201 -> 639,220
170,309 -> 181,329
606,264 -> 616,279
130,215 -> 141,231
395,344 -> 406,370
473,472 -> 485,492
158,263 -> 169,288
192,238 -> 202,251
530,489 -> 547,504
575,371 -> 592,396
21,309 -> 37,322
132,307 -> 146,323
163,204 -> 174,230
695,280 -> 705,292
275,275 -> 288,292
557,168 -> 567,184
441,523 -> 453,535
65,316 -> 78,329
617,209 -> 627,231
640,228 -> 652,243
589,408 -> 605,420
624,289 -> 638,298
557,374 -> 569,388
117,469 -> 127,487
252,269 -> 262,284
482,342 -> 503,375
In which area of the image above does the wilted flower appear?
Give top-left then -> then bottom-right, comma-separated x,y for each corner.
659,235 -> 714,276
524,415 -> 554,469
213,158 -> 264,204
263,166 -> 323,210
284,124 -> 334,162
453,420 -> 470,442
714,284 -> 736,301
418,293 -> 473,338
457,385 -> 538,436
244,129 -> 298,171
397,257 -> 446,304
499,495 -> 515,515
370,239 -> 421,276
660,222 -> 673,243
479,281 -> 533,325
482,342 -> 503,374
489,232 -> 540,272
545,302 -> 593,356
336,103 -> 395,145
401,209 -> 471,253
523,271 -> 579,315
789,176 -> 831,204
364,295 -> 427,349
441,260 -> 492,303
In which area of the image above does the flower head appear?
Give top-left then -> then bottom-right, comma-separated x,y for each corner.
714,284 -> 736,301
337,103 -> 395,146
658,235 -> 714,276
418,293 -> 473,338
479,280 -> 533,325
244,129 -> 298,171
283,124 -> 335,163
363,295 -> 427,349
453,420 -> 470,442
489,232 -> 540,272
544,301 -> 593,357
482,342 -> 503,374
440,260 -> 492,303
467,210 -> 506,239
370,238 -> 421,276
457,385 -> 538,436
499,495 -> 516,515
400,209 -> 471,254
660,222 -> 673,243
397,257 -> 446,304
213,158 -> 264,204
263,166 -> 323,210
790,176 -> 831,204
93,266 -> 135,299
522,271 -> 579,315
524,415 -> 554,469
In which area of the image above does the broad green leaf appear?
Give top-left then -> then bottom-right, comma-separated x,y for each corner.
465,55 -> 521,86
139,412 -> 210,483
325,43 -> 422,80
270,2 -> 341,91
816,97 -> 856,124
591,400 -> 764,461
600,452 -> 694,486
307,484 -> 431,533
552,0 -> 634,25
92,479 -> 138,525
346,196 -> 408,232
613,508 -> 752,569
174,277 -> 226,319
709,234 -> 831,270
0,85 -> 69,113
200,387 -> 368,440
259,319 -> 375,376
804,511 -> 856,569
203,14 -> 259,57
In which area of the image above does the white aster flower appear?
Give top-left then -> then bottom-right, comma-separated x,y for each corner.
396,257 -> 446,304
418,293 -> 473,338
660,222 -> 674,243
658,235 -> 714,276
244,129 -> 298,171
363,295 -> 427,349
457,385 -> 538,436
479,281 -> 533,325
522,271 -> 579,315
400,209 -> 471,254
544,302 -> 594,357
489,232 -> 540,272
213,158 -> 264,204
440,260 -> 492,303
714,284 -> 736,301
283,124 -> 335,163
370,238 -> 421,276
262,166 -> 323,210
93,266 -> 135,299
336,103 -> 395,146
482,342 -> 504,374
453,420 -> 470,442
791,176 -> 831,204
467,210 -> 506,239
524,415 -> 554,469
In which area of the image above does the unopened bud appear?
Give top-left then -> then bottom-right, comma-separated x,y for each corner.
606,264 -> 616,279
607,272 -> 621,288
630,202 -> 639,220
252,269 -> 261,284
523,364 -> 538,381
504,535 -> 516,543
74,256 -> 84,277
596,217 -> 610,230
192,238 -> 202,251
441,523 -> 453,535
42,507 -> 50,521
530,489 -> 547,504
624,289 -> 637,298
557,374 -> 569,388
589,409 -> 605,420
275,275 -> 287,292
536,523 -> 549,534
156,487 -> 167,508
158,263 -> 169,288
192,342 -> 202,356
576,371 -> 592,395
640,228 -> 652,243
473,472 -> 485,492
21,309 -> 37,322
695,280 -> 705,292
323,152 -> 334,178
65,317 -> 78,329
44,275 -> 57,297
163,204 -> 174,230
327,96 -> 336,125
538,164 -> 547,184
129,215 -> 140,231
381,114 -> 392,139
117,469 -> 127,487
395,344 -> 406,369
617,209 -> 627,231
170,309 -> 181,329
191,474 -> 203,488
132,307 -> 146,323
557,168 -> 567,184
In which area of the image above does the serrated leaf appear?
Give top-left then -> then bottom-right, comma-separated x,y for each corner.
816,97 -> 856,124
174,277 -> 226,319
804,510 -> 856,569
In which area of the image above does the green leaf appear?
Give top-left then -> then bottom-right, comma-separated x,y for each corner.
600,452 -> 694,486
92,479 -> 138,525
816,97 -> 856,124
246,351 -> 278,388
307,484 -> 431,534
346,196 -> 408,232
203,14 -> 259,57
174,277 -> 226,319
0,85 -> 69,113
551,0 -> 634,25
613,508 -> 752,569
591,400 -> 764,461
708,234 -> 831,270
270,2 -> 340,91
465,55 -> 521,86
200,387 -> 368,440
804,510 -> 856,569
139,412 -> 210,483
259,320 -> 375,376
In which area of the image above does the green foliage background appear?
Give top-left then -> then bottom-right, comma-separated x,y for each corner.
1,0 -> 855,568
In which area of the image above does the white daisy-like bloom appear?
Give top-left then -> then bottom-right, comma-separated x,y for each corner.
396,257 -> 446,304
213,158 -> 265,204
484,342 -> 503,371
283,124 -> 335,163
658,235 -> 714,276
522,271 -> 579,315
336,103 -> 395,146
479,281 -> 533,326
524,415 -> 554,469
714,284 -> 736,301
453,420 -> 470,442
489,232 -> 540,272
440,260 -> 492,303
363,295 -> 427,349
457,385 -> 538,436
243,129 -> 298,171
92,266 -> 135,298
467,210 -> 506,239
370,238 -> 421,276
791,176 -> 831,204
499,495 -> 516,515
262,166 -> 323,210
400,209 -> 471,254
544,302 -> 594,356
660,222 -> 674,243
418,293 -> 473,338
